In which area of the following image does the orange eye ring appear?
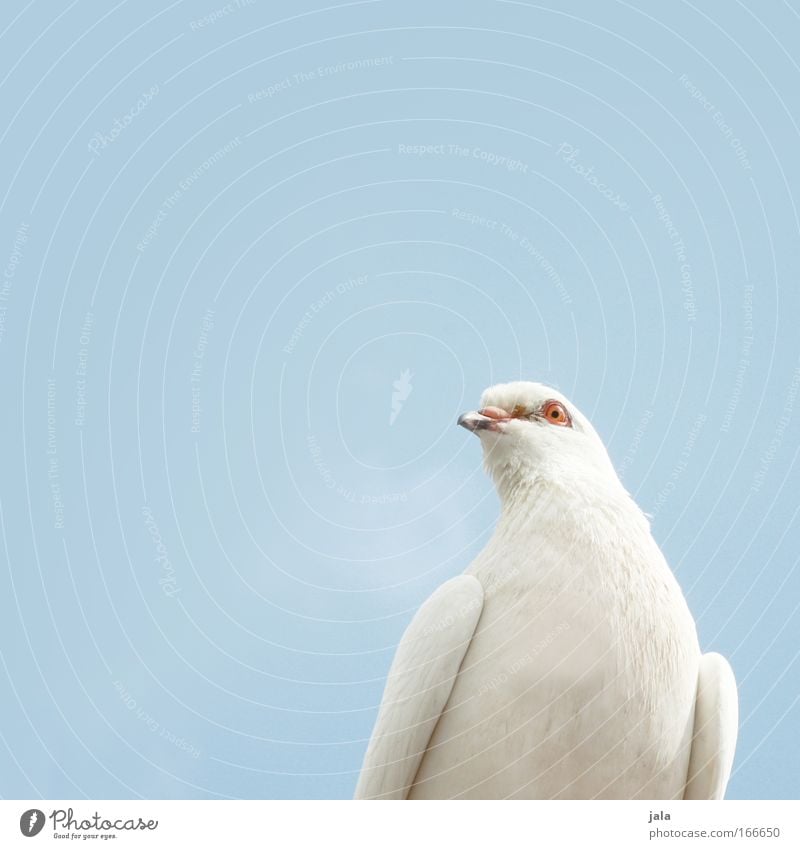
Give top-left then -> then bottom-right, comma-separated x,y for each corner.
541,400 -> 571,427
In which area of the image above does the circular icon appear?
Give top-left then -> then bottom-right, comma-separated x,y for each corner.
19,809 -> 45,837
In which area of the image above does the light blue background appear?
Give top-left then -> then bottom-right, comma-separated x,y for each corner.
0,0 -> 798,800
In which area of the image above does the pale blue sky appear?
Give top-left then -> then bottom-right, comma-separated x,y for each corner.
0,0 -> 798,800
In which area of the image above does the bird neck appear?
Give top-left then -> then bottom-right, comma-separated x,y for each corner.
493,463 -> 640,535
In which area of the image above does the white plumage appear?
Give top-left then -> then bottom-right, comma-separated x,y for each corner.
356,381 -> 737,800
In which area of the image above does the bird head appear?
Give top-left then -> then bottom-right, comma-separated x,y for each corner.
458,381 -> 620,500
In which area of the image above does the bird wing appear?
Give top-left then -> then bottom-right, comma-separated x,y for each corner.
683,652 -> 738,799
354,575 -> 484,799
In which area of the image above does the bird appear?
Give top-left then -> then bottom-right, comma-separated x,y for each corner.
355,381 -> 737,800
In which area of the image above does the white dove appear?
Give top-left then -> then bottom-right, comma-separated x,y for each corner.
355,381 -> 737,800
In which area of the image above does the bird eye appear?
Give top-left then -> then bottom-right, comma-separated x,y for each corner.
541,400 -> 571,427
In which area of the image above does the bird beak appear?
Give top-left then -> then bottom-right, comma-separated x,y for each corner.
457,406 -> 511,433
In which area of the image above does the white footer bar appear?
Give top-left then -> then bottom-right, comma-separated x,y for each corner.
2,799 -> 797,848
